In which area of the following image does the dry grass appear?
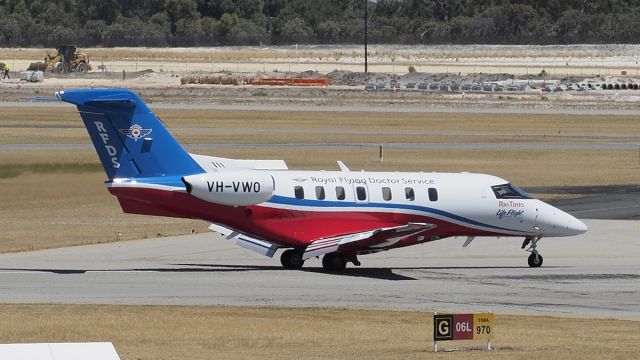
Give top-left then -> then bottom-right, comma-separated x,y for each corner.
3,107 -> 640,144
198,147 -> 638,187
1,48 -> 343,62
154,108 -> 640,134
170,130 -> 637,146
0,172 -> 208,252
0,304 -> 637,360
9,106 -> 640,133
0,46 -> 625,62
0,149 -> 99,166
4,46 -> 638,76
0,106 -> 79,127
1,106 -> 638,252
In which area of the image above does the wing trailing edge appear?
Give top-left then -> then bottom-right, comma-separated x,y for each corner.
302,223 -> 436,260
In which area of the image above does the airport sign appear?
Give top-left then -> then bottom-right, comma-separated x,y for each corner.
433,312 -> 494,352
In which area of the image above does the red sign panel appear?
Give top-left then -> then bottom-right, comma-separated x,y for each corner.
452,314 -> 474,340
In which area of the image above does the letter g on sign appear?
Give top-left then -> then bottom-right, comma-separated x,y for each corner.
439,320 -> 449,334
433,315 -> 453,341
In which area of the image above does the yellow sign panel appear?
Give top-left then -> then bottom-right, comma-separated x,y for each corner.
473,313 -> 494,340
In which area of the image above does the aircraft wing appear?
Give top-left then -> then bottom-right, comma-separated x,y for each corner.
302,223 -> 436,260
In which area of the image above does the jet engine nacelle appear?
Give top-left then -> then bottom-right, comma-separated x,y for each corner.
182,171 -> 274,206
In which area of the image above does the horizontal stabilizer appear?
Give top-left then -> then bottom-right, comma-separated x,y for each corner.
191,154 -> 288,171
27,96 -> 59,101
86,99 -> 137,112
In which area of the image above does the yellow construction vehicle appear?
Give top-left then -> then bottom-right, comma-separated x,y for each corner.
28,45 -> 91,73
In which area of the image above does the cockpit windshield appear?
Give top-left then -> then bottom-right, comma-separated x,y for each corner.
491,183 -> 533,199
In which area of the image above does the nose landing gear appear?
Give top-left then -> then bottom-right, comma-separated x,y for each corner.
522,236 -> 543,268
528,252 -> 543,267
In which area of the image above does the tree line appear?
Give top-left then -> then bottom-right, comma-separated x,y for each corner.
2,0 -> 640,47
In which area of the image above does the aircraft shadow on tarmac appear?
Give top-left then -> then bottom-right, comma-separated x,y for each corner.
0,264 -> 559,281
168,264 -> 553,281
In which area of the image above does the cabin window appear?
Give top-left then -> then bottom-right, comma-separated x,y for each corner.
428,187 -> 438,202
491,183 -> 532,199
335,186 -> 346,200
294,186 -> 304,200
315,186 -> 325,200
382,187 -> 392,201
405,187 -> 415,201
356,186 -> 367,201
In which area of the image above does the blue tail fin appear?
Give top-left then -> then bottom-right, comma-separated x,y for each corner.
58,89 -> 202,179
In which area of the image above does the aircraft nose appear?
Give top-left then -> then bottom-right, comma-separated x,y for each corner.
536,202 -> 588,236
565,216 -> 588,235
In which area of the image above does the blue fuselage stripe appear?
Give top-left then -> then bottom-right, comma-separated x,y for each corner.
267,195 -> 522,233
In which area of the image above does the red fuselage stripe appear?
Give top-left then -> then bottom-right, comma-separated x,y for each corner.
110,187 -> 510,248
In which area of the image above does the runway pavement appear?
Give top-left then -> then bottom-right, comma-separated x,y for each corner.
0,219 -> 638,318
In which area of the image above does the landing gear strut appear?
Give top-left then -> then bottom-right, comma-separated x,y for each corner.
522,236 -> 543,268
280,249 -> 304,269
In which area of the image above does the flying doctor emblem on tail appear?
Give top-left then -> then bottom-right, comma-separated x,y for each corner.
120,124 -> 152,141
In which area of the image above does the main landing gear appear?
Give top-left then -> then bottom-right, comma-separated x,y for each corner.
280,249 -> 304,269
322,252 -> 347,272
279,250 -> 358,272
522,236 -> 543,268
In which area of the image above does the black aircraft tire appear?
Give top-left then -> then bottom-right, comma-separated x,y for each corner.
280,249 -> 304,269
322,252 -> 347,272
528,253 -> 543,268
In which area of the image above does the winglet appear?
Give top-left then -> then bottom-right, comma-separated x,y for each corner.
337,161 -> 350,172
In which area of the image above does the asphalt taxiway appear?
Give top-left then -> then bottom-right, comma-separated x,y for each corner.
536,185 -> 640,220
0,219 -> 638,318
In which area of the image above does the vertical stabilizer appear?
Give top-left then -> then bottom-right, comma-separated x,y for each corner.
57,89 -> 202,179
